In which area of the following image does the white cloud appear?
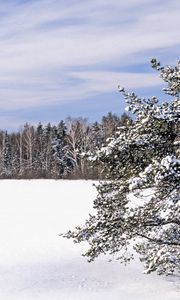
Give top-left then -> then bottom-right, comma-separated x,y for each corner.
0,0 -> 179,114
0,70 -> 163,116
69,70 -> 163,94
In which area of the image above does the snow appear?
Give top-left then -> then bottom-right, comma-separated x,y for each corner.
0,180 -> 179,300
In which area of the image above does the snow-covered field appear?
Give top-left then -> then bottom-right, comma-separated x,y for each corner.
0,180 -> 179,300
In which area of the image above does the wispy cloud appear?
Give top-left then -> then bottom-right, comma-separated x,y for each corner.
0,0 -> 179,129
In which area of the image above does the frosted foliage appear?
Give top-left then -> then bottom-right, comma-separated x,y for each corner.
151,59 -> 180,97
62,60 -> 180,275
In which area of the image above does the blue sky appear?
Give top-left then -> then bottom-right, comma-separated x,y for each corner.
0,0 -> 180,131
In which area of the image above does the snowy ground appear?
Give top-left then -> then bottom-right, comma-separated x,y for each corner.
0,180 -> 179,300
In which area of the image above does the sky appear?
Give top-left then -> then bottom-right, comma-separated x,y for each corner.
0,0 -> 180,131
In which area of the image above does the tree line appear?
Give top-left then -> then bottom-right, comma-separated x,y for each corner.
0,112 -> 132,179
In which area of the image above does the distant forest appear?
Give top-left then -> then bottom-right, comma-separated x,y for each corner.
0,112 -> 132,179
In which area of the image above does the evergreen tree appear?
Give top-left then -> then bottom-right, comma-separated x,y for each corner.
91,121 -> 104,148
34,122 -> 45,177
2,131 -> 12,177
43,122 -> 54,176
61,59 -> 180,275
52,121 -> 75,177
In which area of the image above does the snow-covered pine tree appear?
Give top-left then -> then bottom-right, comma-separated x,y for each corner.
52,121 -> 75,177
2,131 -> 12,177
61,59 -> 180,275
34,122 -> 45,177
